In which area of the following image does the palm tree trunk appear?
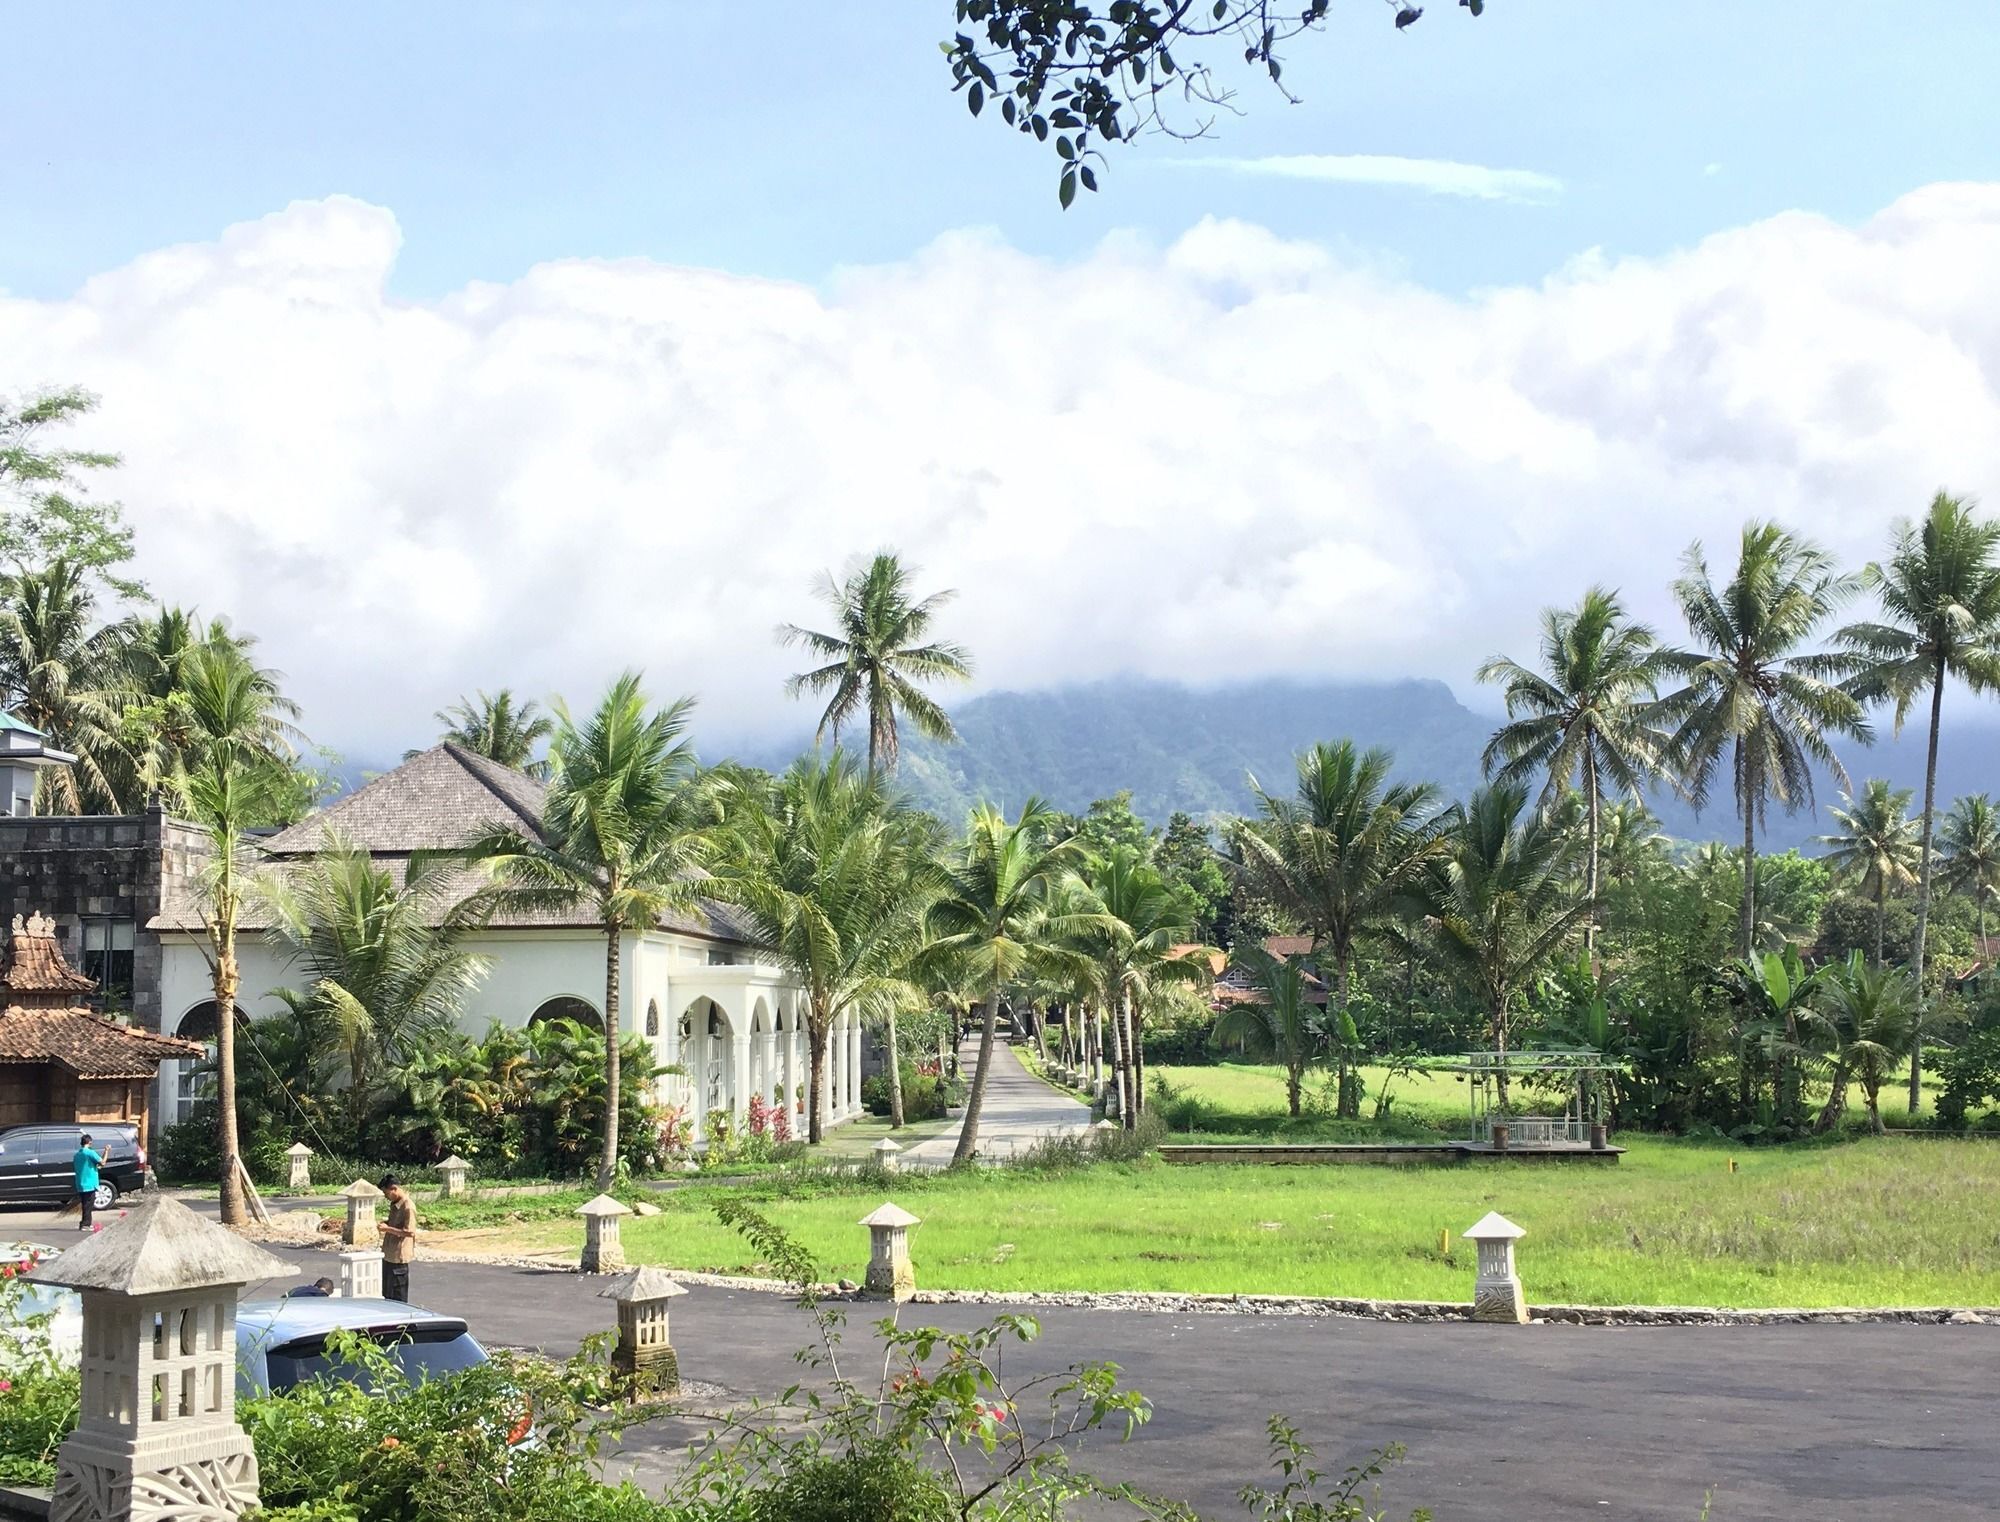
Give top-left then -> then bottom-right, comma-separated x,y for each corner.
1286,1064 -> 1302,1118
952,987 -> 1002,1164
1491,981 -> 1511,1109
597,921 -> 622,1191
1873,880 -> 1886,969
885,1006 -> 905,1129
1105,989 -> 1128,1121
1908,660 -> 1946,1112
1739,753 -> 1758,961
1334,957 -> 1359,1120
215,930 -> 246,1227
1814,1059 -> 1850,1134
808,1010 -> 830,1145
1129,993 -> 1146,1119
1584,751 -> 1602,961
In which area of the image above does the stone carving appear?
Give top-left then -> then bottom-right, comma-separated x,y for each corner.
55,1450 -> 260,1522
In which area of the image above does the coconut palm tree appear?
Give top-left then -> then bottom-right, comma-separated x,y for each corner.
1666,522 -> 1871,959
1938,794 -> 2000,946
421,689 -> 554,778
113,608 -> 297,806
1817,780 -> 1921,966
924,800 -> 1098,1163
466,674 -> 715,1189
0,559 -> 126,811
780,551 -> 973,775
1212,946 -> 1323,1117
1411,782 -> 1592,1104
708,751 -> 942,1140
1835,493 -> 2000,1103
1229,741 -> 1449,1117
1814,953 -> 1920,1135
1476,587 -> 1680,953
266,838 -> 490,1139
169,640 -> 302,1225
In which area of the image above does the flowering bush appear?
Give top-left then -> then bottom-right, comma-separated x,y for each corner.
0,1249 -> 77,1486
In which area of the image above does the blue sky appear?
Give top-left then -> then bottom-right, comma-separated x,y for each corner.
8,2 -> 1997,303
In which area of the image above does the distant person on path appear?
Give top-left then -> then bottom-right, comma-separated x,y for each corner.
379,1174 -> 418,1302
72,1134 -> 104,1231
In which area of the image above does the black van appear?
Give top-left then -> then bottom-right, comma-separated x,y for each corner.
0,1123 -> 147,1211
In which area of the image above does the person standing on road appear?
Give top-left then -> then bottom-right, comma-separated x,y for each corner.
72,1135 -> 105,1231
379,1173 -> 417,1302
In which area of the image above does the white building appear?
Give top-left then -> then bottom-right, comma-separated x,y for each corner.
149,744 -> 859,1147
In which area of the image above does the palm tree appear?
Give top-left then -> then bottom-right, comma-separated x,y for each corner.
1413,782 -> 1593,1104
114,608 -> 296,805
1476,587 -> 1680,953
420,690 -> 554,778
466,674 -> 714,1189
168,641 -> 302,1225
1729,942 -> 1828,1134
780,551 -> 973,775
0,559 -> 125,811
1835,493 -> 2000,1105
267,838 -> 490,1138
1666,522 -> 1871,958
924,800 -> 1097,1163
1814,953 -> 1921,1134
1938,794 -> 2000,946
1229,741 -> 1449,1117
1211,947 -> 1322,1117
1817,780 -> 1921,966
1079,844 -> 1208,1126
708,751 -> 940,1140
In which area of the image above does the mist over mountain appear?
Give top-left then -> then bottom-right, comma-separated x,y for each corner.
740,676 -> 2000,852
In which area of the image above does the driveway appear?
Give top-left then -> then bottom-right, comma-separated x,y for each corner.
900,1038 -> 1090,1169
256,1246 -> 2000,1521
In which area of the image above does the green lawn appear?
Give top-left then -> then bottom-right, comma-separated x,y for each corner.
454,1135 -> 2000,1309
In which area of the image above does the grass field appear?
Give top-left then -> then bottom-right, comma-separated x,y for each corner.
425,1134 -> 2000,1310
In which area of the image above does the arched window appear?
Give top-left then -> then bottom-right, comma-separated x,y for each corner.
645,999 -> 661,1037
528,996 -> 601,1031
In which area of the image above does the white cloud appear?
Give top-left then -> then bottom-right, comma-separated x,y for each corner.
1176,152 -> 1563,202
5,187 -> 2000,763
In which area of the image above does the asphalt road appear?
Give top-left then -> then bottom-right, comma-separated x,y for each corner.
248,1246 -> 1999,1522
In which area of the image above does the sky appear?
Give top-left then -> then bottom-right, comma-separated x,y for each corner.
4,2 -> 2000,761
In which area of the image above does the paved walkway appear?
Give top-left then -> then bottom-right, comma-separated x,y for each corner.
898,1037 -> 1091,1168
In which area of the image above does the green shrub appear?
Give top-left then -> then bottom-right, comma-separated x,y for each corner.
745,1445 -> 954,1522
861,1065 -> 947,1122
1937,1029 -> 2000,1128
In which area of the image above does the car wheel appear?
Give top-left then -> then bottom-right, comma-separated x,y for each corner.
92,1181 -> 117,1212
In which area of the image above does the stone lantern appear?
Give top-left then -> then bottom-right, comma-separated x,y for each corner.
339,1179 -> 382,1247
27,1197 -> 295,1522
437,1155 -> 471,1199
336,1248 -> 383,1300
1462,1211 -> 1527,1325
599,1266 -> 687,1394
577,1194 -> 632,1274
871,1137 -> 903,1173
285,1143 -> 313,1192
859,1201 -> 920,1302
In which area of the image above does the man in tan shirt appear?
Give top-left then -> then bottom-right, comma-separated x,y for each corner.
379,1173 -> 417,1303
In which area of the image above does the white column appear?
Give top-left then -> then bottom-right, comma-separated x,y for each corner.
846,1017 -> 863,1117
730,1032 -> 751,1123
828,1016 -> 847,1123
761,1030 -> 779,1104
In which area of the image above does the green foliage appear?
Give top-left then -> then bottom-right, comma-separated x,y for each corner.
1239,1419 -> 1430,1522
420,689 -> 554,777
0,386 -> 141,598
742,1447 -> 955,1522
0,1247 -> 78,1487
1937,1029 -> 2000,1129
863,1063 -> 947,1122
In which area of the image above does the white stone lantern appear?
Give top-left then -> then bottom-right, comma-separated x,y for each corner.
339,1179 -> 382,1247
437,1155 -> 471,1199
336,1248 -> 383,1300
285,1143 -> 313,1192
577,1194 -> 632,1274
859,1201 -> 920,1302
1462,1211 -> 1528,1325
27,1197 -> 295,1522
598,1266 -> 687,1393
871,1137 -> 903,1173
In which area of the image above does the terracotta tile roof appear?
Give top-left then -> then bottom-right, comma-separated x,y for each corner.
1,912 -> 97,1001
0,1008 -> 205,1078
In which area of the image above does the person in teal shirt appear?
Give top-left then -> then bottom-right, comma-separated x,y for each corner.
73,1135 -> 104,1231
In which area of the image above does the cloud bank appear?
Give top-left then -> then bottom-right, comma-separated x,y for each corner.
1179,152 -> 1564,202
4,187 -> 2000,761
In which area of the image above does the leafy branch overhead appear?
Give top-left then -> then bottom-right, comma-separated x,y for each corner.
945,0 -> 1487,206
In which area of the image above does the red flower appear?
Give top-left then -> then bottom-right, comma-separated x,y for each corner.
0,1379 -> 14,1393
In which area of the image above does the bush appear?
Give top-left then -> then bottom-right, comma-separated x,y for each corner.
744,1445 -> 955,1522
1937,1029 -> 2000,1128
861,1065 -> 947,1122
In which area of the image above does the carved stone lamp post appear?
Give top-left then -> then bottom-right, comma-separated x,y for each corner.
336,1249 -> 383,1300
340,1180 -> 382,1247
599,1266 -> 687,1394
437,1155 -> 470,1199
871,1138 -> 903,1173
859,1201 -> 920,1302
1462,1211 -> 1528,1325
26,1198 -> 295,1522
284,1143 -> 312,1192
577,1194 -> 632,1274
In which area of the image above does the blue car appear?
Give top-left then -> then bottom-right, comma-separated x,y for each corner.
234,1296 -> 492,1398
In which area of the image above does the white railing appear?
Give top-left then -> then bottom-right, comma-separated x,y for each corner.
1481,1115 -> 1587,1146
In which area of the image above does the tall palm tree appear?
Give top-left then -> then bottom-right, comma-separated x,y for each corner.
1476,587 -> 1680,953
1412,782 -> 1593,1104
708,751 -> 941,1140
924,800 -> 1098,1163
1835,493 -> 2000,1104
113,608 -> 296,805
0,559 -> 125,811
1079,844 -> 1209,1126
1938,794 -> 2000,946
266,838 -> 490,1137
1817,779 -> 1921,966
169,641 -> 302,1225
1212,947 -> 1322,1117
780,551 -> 973,775
1666,522 -> 1871,958
421,689 -> 555,778
1229,741 -> 1449,1117
466,674 -> 714,1189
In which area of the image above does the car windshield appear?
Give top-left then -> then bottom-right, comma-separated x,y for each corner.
261,1328 -> 486,1394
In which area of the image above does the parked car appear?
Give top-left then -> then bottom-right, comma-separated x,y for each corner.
0,1123 -> 147,1212
234,1296 -> 495,1399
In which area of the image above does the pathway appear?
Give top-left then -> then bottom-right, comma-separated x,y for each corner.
898,1037 -> 1091,1169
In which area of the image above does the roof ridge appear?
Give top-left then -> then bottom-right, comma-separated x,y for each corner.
438,742 -> 547,840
